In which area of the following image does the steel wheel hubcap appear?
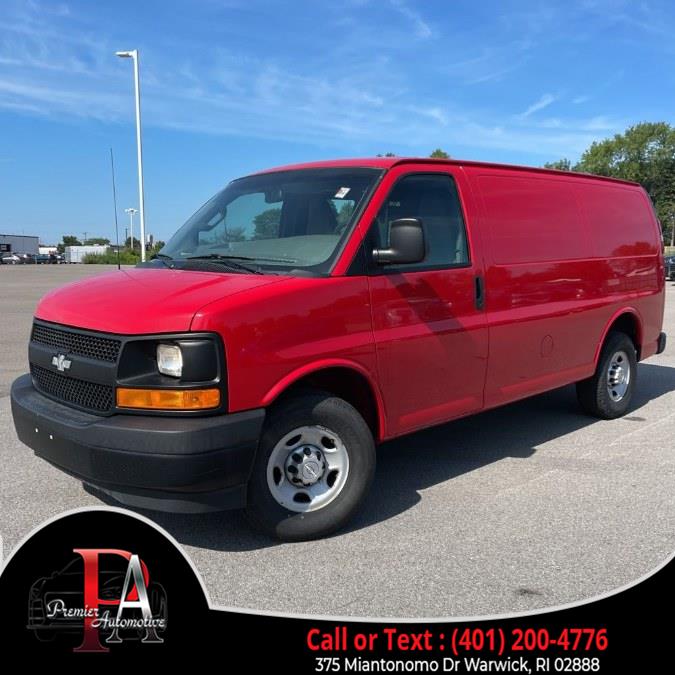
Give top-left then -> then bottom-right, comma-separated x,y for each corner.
607,350 -> 631,402
267,425 -> 349,513
285,446 -> 326,486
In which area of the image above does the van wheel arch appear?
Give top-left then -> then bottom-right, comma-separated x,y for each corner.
597,311 -> 642,364
268,366 -> 383,441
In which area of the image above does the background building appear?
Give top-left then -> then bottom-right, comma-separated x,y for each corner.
0,234 -> 39,255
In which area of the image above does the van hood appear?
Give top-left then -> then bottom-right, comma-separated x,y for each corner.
34,267 -> 287,334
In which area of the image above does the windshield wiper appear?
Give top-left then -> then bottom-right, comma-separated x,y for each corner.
185,254 -> 262,274
145,253 -> 174,268
251,256 -> 299,264
191,253 -> 298,264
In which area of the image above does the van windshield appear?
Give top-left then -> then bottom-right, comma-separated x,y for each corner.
157,168 -> 381,275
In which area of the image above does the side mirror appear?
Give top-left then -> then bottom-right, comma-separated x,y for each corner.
373,218 -> 425,265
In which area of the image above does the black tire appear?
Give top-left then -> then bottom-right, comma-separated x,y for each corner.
245,391 -> 376,541
576,331 -> 637,419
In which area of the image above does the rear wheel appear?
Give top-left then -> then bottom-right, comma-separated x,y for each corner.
576,331 -> 637,419
246,392 -> 376,541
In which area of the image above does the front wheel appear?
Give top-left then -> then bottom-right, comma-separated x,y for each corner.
246,392 -> 376,541
576,331 -> 637,419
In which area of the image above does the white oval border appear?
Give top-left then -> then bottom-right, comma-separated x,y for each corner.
1,505 -> 672,624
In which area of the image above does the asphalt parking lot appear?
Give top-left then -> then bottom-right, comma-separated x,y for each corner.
1,264 -> 674,618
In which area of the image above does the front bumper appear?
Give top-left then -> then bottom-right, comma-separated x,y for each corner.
11,374 -> 265,513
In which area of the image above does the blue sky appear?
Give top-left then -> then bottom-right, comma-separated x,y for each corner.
1,0 -> 674,245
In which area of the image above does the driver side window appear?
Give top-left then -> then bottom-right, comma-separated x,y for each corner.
373,173 -> 469,270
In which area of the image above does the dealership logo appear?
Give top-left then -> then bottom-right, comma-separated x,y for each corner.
51,354 -> 72,372
28,549 -> 167,652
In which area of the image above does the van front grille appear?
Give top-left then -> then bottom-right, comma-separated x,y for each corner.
30,364 -> 114,413
31,323 -> 121,363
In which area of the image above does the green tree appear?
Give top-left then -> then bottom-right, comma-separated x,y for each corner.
336,202 -> 355,228
57,235 -> 82,254
84,237 -> 110,246
543,158 -> 573,171
575,122 -> 675,240
224,226 -> 246,242
253,208 -> 281,239
429,148 -> 450,159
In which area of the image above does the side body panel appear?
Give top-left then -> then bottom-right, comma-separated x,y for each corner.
575,181 -> 665,361
190,276 -> 385,433
463,166 -> 664,409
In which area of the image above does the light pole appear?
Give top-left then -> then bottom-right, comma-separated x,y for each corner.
125,208 -> 138,252
116,49 -> 147,262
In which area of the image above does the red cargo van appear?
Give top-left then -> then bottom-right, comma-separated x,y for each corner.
11,158 -> 666,540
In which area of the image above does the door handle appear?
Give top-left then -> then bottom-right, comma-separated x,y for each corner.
475,275 -> 485,310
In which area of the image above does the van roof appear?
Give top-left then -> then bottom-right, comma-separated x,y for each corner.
253,157 -> 641,187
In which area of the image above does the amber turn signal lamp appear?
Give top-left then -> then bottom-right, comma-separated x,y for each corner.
116,387 -> 220,410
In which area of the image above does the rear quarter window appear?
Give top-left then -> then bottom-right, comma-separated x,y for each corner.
574,184 -> 658,257
478,174 -> 588,264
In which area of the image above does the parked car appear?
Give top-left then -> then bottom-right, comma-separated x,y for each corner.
35,254 -> 51,264
664,255 -> 675,280
1,253 -> 20,265
49,253 -> 65,264
15,252 -> 36,264
10,157 -> 666,540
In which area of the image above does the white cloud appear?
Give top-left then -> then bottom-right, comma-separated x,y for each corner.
580,115 -> 616,131
517,93 -> 556,119
388,0 -> 432,39
539,118 -> 563,129
0,1 -> 627,160
410,106 -> 448,126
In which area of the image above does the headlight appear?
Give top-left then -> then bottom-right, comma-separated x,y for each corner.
157,344 -> 183,378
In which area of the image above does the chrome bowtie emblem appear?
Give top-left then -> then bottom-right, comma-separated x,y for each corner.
51,354 -> 72,372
